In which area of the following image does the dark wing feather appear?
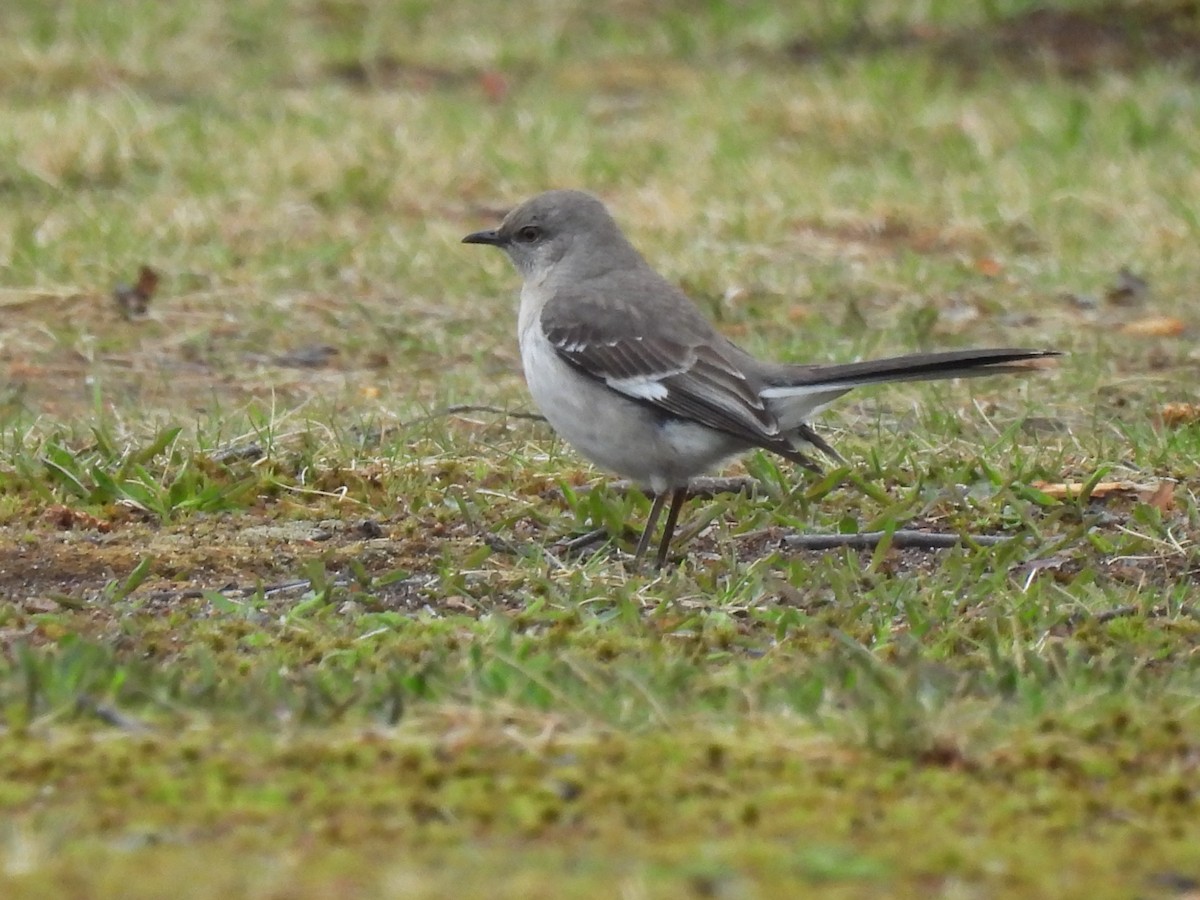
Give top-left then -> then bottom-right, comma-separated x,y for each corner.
540,288 -> 822,468
782,348 -> 1061,387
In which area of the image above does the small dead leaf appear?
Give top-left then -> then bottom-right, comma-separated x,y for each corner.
1119,316 -> 1186,337
1146,345 -> 1174,370
22,597 -> 60,613
974,257 -> 1003,277
478,70 -> 509,102
113,265 -> 159,320
44,504 -> 112,532
1032,479 -> 1174,510
1107,563 -> 1148,584
1062,291 -> 1099,311
1015,553 -> 1072,583
1160,402 -> 1200,427
1031,480 -> 1155,500
1140,481 -> 1176,514
273,344 -> 340,368
1105,266 -> 1149,306
355,518 -> 385,539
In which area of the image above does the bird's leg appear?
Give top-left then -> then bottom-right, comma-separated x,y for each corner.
654,488 -> 690,570
633,491 -> 669,565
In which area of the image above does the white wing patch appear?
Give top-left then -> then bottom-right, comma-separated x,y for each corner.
606,375 -> 671,402
556,338 -> 624,353
760,384 -> 839,399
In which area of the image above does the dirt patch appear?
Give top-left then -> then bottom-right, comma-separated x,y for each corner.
790,214 -> 990,262
0,514 -> 458,624
323,57 -> 481,91
788,2 -> 1200,80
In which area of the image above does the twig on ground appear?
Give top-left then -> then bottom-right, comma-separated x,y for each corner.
1066,604 -> 1195,628
1091,604 -> 1140,624
210,442 -> 265,463
76,696 -> 153,732
144,577 -> 350,604
404,404 -> 547,428
552,528 -> 611,553
781,529 -> 1009,551
482,533 -> 526,555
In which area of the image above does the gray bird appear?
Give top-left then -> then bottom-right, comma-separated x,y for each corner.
464,190 -> 1058,569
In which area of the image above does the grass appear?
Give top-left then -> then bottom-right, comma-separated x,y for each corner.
2,0 -> 1200,896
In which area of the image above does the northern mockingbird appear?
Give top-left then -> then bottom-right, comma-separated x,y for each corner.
464,190 -> 1059,569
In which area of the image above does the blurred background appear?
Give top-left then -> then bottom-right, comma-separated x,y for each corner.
0,1 -> 1195,429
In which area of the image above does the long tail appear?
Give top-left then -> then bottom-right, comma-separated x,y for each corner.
783,348 -> 1061,389
762,347 -> 1061,433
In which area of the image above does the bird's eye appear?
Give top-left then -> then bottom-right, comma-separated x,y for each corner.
516,225 -> 542,243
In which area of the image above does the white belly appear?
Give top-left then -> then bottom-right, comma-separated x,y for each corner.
518,318 -> 744,492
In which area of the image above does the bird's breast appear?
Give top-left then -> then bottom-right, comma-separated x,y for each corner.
517,322 -> 746,491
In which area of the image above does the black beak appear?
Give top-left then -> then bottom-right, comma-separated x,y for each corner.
462,229 -> 505,246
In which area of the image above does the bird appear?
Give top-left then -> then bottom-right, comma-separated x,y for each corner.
463,189 -> 1059,569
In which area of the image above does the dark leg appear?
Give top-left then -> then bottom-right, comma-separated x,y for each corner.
633,491 -> 669,565
654,488 -> 689,570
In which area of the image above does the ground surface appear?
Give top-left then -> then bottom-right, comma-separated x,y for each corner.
2,1 -> 1200,897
